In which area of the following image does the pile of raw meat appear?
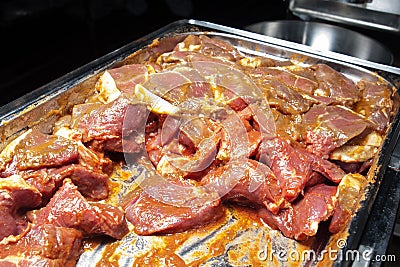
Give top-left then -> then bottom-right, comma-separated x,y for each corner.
0,34 -> 395,266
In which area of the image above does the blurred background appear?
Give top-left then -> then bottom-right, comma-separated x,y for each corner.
0,0 -> 290,107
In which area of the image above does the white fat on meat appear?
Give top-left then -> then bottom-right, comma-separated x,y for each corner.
0,175 -> 40,194
0,129 -> 32,161
53,126 -> 82,142
95,71 -> 121,104
336,173 -> 365,211
330,131 -> 382,162
134,84 -> 180,115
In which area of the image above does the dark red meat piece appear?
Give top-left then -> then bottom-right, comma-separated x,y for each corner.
28,179 -> 128,239
0,176 -> 42,241
355,79 -> 394,133
201,159 -> 286,214
313,64 -> 361,106
257,138 -> 344,201
250,67 -> 317,95
269,138 -> 313,202
124,180 -> 224,235
3,130 -> 79,173
14,163 -> 109,201
72,97 -> 148,153
259,183 -> 337,240
0,224 -> 82,267
158,50 -> 231,69
174,35 -> 243,63
303,105 -> 372,156
107,64 -> 148,95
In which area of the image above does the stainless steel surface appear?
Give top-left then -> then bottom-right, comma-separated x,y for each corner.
289,0 -> 400,33
193,20 -> 400,75
245,20 -> 393,65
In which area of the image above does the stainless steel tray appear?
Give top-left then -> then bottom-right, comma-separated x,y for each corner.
1,20 -> 400,267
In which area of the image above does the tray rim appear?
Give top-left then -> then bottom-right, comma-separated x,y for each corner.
0,19 -> 399,267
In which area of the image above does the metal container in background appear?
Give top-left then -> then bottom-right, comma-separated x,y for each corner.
289,0 -> 400,33
245,20 -> 394,65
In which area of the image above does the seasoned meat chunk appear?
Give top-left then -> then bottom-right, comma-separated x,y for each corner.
313,64 -> 361,106
257,137 -> 345,202
267,138 -> 314,202
1,129 -> 79,173
0,224 -> 82,267
250,75 -> 315,115
72,97 -> 148,153
107,64 -> 148,95
174,35 -> 243,63
249,67 -> 317,95
303,105 -> 372,156
28,179 -> 128,239
201,159 -> 286,214
259,184 -> 337,240
1,129 -> 111,200
355,79 -> 394,133
0,176 -> 42,241
124,180 -> 224,235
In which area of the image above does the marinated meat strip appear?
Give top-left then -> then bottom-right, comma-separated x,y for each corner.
249,67 -> 318,95
71,97 -> 148,153
171,66 -> 213,99
157,50 -> 232,69
201,159 -> 286,214
0,176 -> 42,241
173,35 -> 243,63
192,61 -> 264,111
124,180 -> 224,235
140,71 -> 192,104
303,105 -> 372,157
269,109 -> 304,141
249,73 -> 315,115
1,129 -> 111,200
5,129 -> 79,172
146,113 -> 224,179
12,163 -> 109,201
259,183 -> 337,240
312,63 -> 362,106
257,137 -> 345,201
51,164 -> 109,200
355,79 -> 394,133
311,156 -> 345,184
28,179 -> 128,239
329,173 -> 365,234
264,138 -> 314,202
0,224 -> 82,267
107,64 -> 148,95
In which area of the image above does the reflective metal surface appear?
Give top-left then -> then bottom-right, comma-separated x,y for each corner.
289,0 -> 400,33
245,20 -> 394,65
